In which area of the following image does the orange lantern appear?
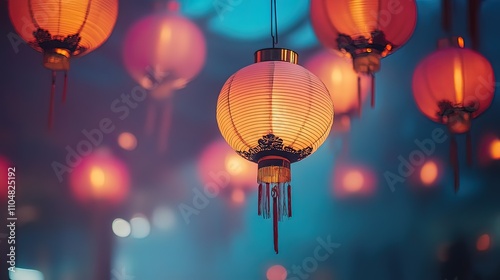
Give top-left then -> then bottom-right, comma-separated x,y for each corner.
305,49 -> 370,131
122,1 -> 206,152
216,48 -> 334,253
8,0 -> 118,127
412,37 -> 495,192
310,0 -> 417,107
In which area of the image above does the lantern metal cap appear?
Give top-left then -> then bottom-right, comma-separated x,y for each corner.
438,37 -> 465,49
43,48 -> 71,71
254,48 -> 298,64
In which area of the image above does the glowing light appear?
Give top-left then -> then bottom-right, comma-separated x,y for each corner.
490,139 -> 500,160
453,56 -> 464,104
118,132 -> 137,151
130,215 -> 151,239
112,218 -> 131,238
90,166 -> 106,188
9,268 -> 44,280
231,189 -> 245,205
152,206 -> 177,231
0,156 -> 11,200
225,154 -> 248,176
420,161 -> 438,186
477,234 -> 491,251
343,171 -> 364,192
266,265 -> 287,280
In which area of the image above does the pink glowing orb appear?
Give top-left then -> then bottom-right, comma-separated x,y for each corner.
197,139 -> 256,190
332,163 -> 376,198
266,265 -> 287,280
420,160 -> 439,186
122,11 -> 206,99
0,156 -> 12,200
69,149 -> 130,205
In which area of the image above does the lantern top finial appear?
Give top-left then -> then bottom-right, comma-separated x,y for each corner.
254,48 -> 298,64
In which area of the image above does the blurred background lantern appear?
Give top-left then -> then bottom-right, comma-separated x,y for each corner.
331,161 -> 376,199
216,46 -> 334,253
122,0 -> 206,153
8,0 -> 118,128
305,49 -> 370,133
412,37 -> 495,192
310,0 -> 417,108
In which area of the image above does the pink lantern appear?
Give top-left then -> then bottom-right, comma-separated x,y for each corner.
69,149 -> 130,205
122,1 -> 206,152
305,50 -> 370,131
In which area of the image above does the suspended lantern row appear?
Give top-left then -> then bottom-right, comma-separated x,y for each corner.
310,0 -> 417,108
122,0 -> 206,152
216,44 -> 334,253
412,37 -> 495,192
8,0 -> 118,128
305,49 -> 370,132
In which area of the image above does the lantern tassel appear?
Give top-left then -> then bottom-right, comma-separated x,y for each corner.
62,71 -> 68,103
266,183 -> 270,219
272,185 -> 279,254
450,134 -> 460,193
287,184 -> 292,218
258,183 -> 263,216
357,75 -> 362,117
48,70 -> 56,129
370,74 -> 375,108
466,131 -> 472,166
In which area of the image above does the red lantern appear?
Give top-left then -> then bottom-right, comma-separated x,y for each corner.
305,50 -> 370,131
310,0 -> 417,107
8,0 -> 119,128
412,37 -> 495,192
122,1 -> 206,152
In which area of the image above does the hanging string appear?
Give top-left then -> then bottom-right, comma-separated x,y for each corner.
466,130 -> 473,166
62,71 -> 68,103
48,71 -> 56,129
450,134 -> 459,193
287,184 -> 292,218
270,0 -> 278,48
272,185 -> 279,254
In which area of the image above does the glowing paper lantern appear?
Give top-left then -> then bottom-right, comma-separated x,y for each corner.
216,48 -> 334,253
8,0 -> 118,127
310,0 -> 417,107
69,150 -> 130,205
412,37 -> 495,192
305,49 -> 370,130
122,1 -> 206,152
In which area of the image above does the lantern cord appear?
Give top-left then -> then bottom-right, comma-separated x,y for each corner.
62,71 -> 68,103
258,184 -> 263,216
48,71 -> 56,130
270,0 -> 278,48
442,0 -> 452,34
272,186 -> 279,254
287,184 -> 292,218
450,134 -> 460,193
76,0 -> 93,34
371,74 -> 375,108
466,130 -> 472,166
357,75 -> 362,117
468,0 -> 481,50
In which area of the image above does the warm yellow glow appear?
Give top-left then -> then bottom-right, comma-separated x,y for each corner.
343,171 -> 364,192
9,0 -> 118,56
225,154 -> 247,176
458,37 -> 465,48
118,132 -> 137,151
231,189 -> 245,205
348,0 -> 379,38
453,56 -> 464,104
216,61 -> 333,160
90,166 -> 106,189
330,67 -> 343,84
420,161 -> 438,185
490,139 -> 500,160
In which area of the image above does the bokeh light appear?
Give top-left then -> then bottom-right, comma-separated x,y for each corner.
0,155 -> 12,200
118,132 -> 137,151
420,160 -> 439,186
112,218 -> 131,238
266,264 -> 287,280
332,163 -> 376,198
343,171 -> 364,193
9,268 -> 44,280
490,139 -> 500,160
152,206 -> 177,231
477,233 -> 491,251
69,149 -> 130,204
130,215 -> 151,239
231,189 -> 246,205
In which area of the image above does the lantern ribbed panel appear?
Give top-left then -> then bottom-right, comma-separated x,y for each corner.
216,61 -> 334,161
305,50 -> 370,115
412,47 -> 495,122
8,0 -> 118,56
310,0 -> 417,53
